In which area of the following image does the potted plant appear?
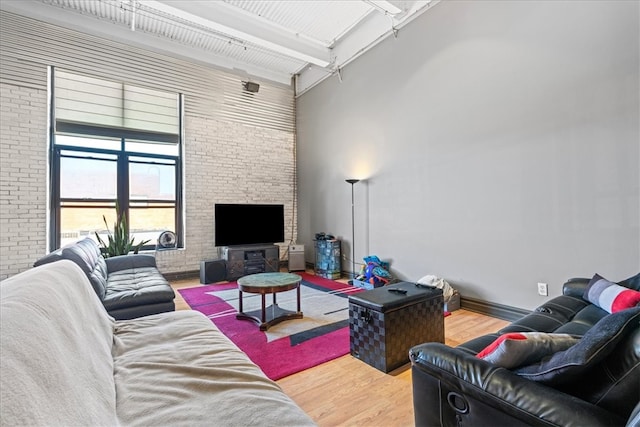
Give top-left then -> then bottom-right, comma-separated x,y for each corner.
95,204 -> 150,258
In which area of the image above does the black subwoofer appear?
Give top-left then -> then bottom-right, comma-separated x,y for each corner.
200,259 -> 226,284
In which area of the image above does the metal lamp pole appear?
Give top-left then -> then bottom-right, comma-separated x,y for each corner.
345,179 -> 359,279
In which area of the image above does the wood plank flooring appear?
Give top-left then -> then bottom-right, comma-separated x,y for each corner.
169,273 -> 509,427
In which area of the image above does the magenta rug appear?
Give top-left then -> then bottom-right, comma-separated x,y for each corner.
178,273 -> 362,380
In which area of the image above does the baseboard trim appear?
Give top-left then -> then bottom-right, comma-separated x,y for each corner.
461,297 -> 530,322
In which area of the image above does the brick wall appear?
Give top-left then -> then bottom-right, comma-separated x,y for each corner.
0,83 -> 48,280
0,82 -> 297,280
154,114 -> 297,275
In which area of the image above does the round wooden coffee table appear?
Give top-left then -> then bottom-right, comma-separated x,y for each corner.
236,272 -> 303,331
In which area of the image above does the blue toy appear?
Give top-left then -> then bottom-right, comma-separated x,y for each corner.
356,255 -> 392,287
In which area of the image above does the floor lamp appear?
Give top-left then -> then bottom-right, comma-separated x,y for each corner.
346,179 -> 359,279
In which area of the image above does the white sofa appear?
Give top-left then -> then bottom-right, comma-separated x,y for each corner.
0,260 -> 315,426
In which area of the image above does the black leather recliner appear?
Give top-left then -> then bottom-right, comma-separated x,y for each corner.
410,276 -> 640,427
34,238 -> 175,320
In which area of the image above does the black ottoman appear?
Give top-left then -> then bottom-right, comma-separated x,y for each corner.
349,281 -> 444,373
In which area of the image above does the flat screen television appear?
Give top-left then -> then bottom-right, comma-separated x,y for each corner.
214,203 -> 285,247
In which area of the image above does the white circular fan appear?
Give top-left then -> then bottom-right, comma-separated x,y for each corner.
157,230 -> 177,249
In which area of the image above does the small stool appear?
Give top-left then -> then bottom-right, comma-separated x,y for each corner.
349,282 -> 444,372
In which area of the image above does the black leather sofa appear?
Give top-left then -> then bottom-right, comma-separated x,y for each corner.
34,238 -> 175,320
410,275 -> 640,427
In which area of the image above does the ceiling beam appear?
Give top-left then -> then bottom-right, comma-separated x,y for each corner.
365,1 -> 403,16
141,0 -> 332,68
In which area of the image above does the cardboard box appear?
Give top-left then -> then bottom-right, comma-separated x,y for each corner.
444,291 -> 460,312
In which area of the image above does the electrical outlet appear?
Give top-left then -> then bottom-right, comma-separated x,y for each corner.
537,282 -> 548,296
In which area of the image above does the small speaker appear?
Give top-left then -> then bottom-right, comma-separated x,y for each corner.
243,81 -> 260,93
200,259 -> 227,284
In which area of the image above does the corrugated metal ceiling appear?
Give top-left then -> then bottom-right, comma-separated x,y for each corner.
0,0 -> 437,95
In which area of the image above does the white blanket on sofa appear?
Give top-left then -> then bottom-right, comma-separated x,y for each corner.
113,310 -> 314,426
1,260 -> 119,426
1,260 -> 315,427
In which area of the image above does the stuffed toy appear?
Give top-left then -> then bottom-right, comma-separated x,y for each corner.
356,255 -> 393,287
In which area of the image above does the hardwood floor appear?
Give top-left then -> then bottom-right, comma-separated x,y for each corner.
169,273 -> 509,427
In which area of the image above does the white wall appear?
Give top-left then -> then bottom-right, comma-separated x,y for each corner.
296,0 -> 640,310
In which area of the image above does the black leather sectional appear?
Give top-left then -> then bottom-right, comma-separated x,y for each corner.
34,238 -> 175,320
410,275 -> 640,427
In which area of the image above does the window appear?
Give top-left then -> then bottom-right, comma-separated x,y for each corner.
49,69 -> 183,250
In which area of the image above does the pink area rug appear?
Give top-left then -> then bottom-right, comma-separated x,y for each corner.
178,273 -> 362,380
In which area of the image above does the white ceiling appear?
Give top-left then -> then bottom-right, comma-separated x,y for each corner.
0,0 -> 437,95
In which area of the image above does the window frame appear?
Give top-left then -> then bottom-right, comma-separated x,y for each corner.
48,68 -> 184,251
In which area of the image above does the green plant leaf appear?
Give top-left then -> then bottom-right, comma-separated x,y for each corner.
95,204 -> 150,258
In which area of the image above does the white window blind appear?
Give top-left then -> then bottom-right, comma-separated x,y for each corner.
55,70 -> 179,135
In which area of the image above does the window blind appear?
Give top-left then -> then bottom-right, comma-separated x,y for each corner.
55,70 -> 179,136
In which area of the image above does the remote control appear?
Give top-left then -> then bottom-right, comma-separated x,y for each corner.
388,288 -> 407,294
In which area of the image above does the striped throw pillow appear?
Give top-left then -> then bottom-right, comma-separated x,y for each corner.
584,274 -> 640,313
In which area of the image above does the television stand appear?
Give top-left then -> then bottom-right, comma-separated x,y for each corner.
221,245 -> 279,280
